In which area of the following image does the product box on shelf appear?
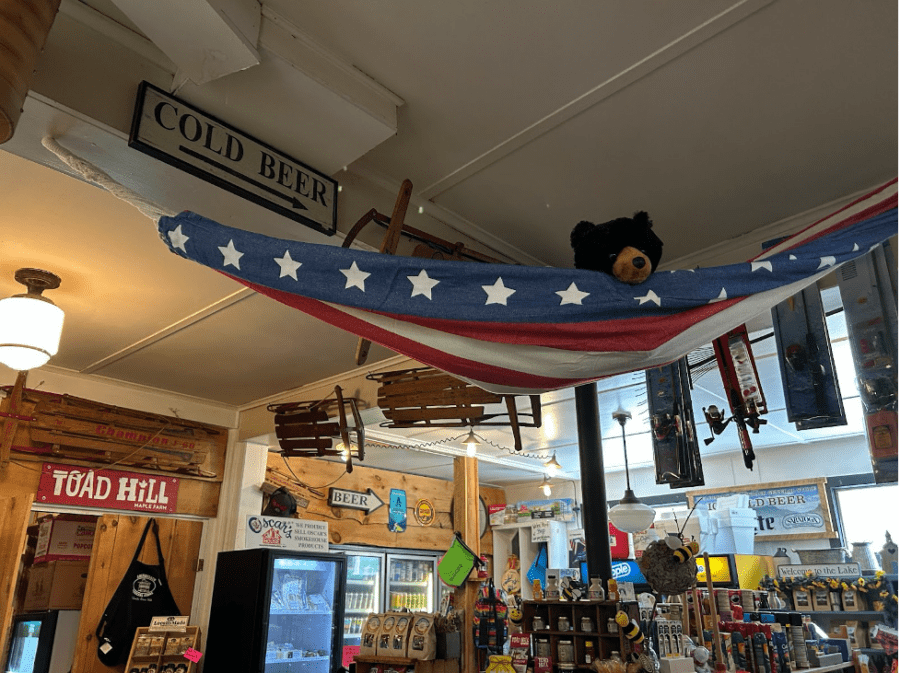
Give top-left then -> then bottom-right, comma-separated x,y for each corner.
34,514 -> 96,563
516,499 -> 576,522
23,559 -> 89,611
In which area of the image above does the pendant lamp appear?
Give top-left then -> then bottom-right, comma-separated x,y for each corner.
463,428 -> 480,457
607,408 -> 656,533
0,268 -> 64,371
540,475 -> 553,497
543,451 -> 562,476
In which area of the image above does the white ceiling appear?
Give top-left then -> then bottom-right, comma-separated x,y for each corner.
0,0 -> 896,486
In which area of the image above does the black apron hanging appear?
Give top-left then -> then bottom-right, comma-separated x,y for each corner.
95,518 -> 181,666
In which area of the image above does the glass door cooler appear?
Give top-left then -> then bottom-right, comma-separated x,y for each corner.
386,553 -> 436,612
343,553 -> 383,644
205,548 -> 346,673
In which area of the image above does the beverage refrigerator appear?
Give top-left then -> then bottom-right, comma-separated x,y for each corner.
4,610 -> 80,673
338,546 -> 454,644
204,548 -> 347,673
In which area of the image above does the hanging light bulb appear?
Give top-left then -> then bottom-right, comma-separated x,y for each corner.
541,475 -> 553,497
0,268 -> 64,371
607,407 -> 656,533
543,451 -> 562,476
464,428 -> 480,457
335,441 -> 351,460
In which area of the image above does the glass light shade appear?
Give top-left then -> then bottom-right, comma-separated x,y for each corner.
608,489 -> 656,533
464,429 -> 479,457
0,296 -> 64,370
541,479 -> 552,496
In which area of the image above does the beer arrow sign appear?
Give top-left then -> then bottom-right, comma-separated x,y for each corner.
327,487 -> 385,514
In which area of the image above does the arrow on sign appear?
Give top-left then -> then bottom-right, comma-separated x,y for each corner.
179,145 -> 308,210
328,487 -> 385,514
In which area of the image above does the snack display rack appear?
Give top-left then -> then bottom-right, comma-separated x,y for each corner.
124,626 -> 201,673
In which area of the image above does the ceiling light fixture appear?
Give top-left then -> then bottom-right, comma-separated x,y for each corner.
541,475 -> 553,497
544,451 -> 562,476
607,407 -> 656,533
464,428 -> 480,457
0,268 -> 64,371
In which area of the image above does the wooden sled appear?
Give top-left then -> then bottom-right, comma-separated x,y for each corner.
342,179 -> 506,365
1,377 -> 219,475
366,366 -> 541,452
268,385 -> 365,472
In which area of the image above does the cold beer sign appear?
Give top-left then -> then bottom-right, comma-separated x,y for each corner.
37,462 -> 179,513
129,81 -> 337,235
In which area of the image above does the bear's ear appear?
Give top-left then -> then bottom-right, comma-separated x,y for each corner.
633,211 -> 653,228
570,220 -> 595,248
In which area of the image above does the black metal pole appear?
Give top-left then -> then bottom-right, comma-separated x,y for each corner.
574,382 -> 612,581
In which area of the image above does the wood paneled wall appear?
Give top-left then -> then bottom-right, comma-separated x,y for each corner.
267,455 -> 504,555
72,515 -> 204,673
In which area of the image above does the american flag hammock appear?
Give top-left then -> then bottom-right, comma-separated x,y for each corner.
43,139 -> 897,396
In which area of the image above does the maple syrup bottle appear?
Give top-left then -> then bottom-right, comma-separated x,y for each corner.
607,579 -> 619,601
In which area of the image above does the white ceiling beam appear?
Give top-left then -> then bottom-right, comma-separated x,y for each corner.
109,0 -> 261,86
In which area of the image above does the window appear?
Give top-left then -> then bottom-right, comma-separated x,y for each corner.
834,483 -> 900,553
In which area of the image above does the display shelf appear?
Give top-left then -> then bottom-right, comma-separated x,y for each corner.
124,626 -> 201,673
346,608 -> 373,614
390,580 -> 429,587
265,654 -> 329,663
802,610 -> 886,621
523,600 -> 632,670
354,655 -> 460,673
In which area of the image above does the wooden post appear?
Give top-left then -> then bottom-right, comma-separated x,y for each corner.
453,455 -> 480,673
703,553 -> 725,665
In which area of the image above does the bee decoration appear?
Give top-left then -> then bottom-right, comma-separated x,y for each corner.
667,538 -> 699,563
615,610 -> 645,645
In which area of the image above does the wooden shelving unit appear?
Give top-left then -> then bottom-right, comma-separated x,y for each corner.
522,600 -> 631,669
354,655 -> 460,673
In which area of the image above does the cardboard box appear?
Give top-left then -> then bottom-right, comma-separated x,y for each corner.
34,514 -> 96,563
24,560 -> 90,611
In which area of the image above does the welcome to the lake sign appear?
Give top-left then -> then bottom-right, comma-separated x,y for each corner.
130,81 -> 337,235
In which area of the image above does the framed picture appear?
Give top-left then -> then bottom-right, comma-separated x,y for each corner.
841,590 -> 860,611
687,478 -> 837,541
812,588 -> 831,611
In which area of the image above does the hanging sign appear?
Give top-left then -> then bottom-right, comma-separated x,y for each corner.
688,478 -> 836,540
245,515 -> 329,552
129,81 -> 338,236
388,488 -> 407,532
327,487 -> 385,514
36,462 -> 179,513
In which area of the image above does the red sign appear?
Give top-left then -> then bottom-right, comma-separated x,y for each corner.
342,646 -> 360,668
37,462 -> 179,513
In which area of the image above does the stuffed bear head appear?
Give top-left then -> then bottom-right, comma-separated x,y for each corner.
570,211 -> 663,284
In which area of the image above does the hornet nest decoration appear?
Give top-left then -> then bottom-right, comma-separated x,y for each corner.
268,385 -> 364,472
366,366 -> 541,452
638,535 -> 699,595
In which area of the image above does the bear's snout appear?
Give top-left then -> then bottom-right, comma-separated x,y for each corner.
632,257 -> 646,269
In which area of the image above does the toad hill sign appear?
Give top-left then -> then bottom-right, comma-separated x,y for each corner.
130,81 -> 337,235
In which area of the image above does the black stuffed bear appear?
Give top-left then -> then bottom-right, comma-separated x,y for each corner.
570,211 -> 663,285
